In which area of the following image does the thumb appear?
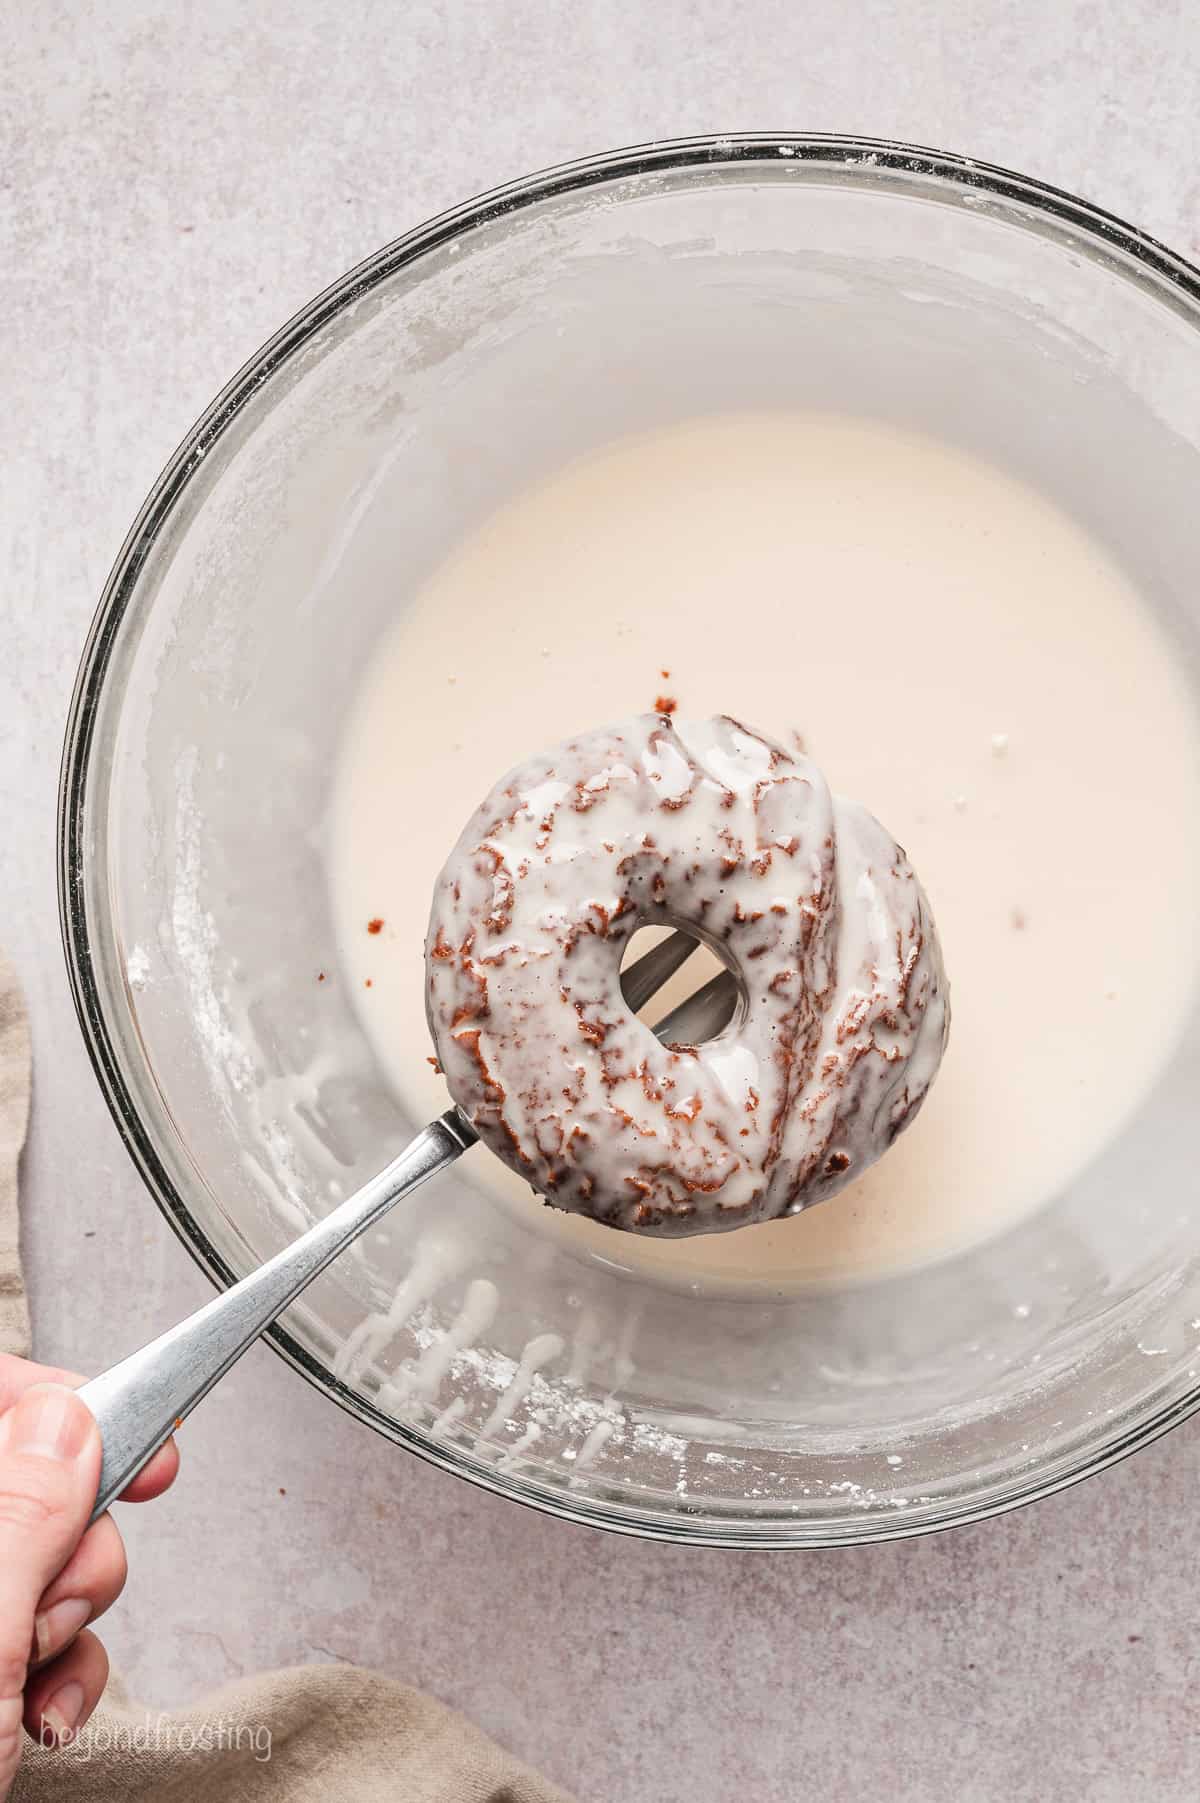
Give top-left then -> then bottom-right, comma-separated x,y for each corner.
0,1385 -> 100,1788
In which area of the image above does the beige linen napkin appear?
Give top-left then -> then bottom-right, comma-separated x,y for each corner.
0,952 -> 32,1358
13,1669 -> 573,1802
0,957 -> 572,1803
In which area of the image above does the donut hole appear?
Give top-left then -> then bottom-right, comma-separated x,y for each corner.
618,923 -> 741,1043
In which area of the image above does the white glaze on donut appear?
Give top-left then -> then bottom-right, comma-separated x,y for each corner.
426,715 -> 949,1236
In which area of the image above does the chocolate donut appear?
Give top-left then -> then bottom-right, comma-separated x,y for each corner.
426,714 -> 949,1237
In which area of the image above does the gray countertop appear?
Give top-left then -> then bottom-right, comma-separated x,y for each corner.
5,5 -> 1200,1798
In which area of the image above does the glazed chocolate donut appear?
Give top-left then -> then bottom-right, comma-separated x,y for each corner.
426,714 -> 949,1237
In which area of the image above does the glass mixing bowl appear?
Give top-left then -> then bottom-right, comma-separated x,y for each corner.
60,134 -> 1200,1545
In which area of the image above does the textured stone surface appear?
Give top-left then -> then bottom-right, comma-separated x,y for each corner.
4,4 -> 1200,1798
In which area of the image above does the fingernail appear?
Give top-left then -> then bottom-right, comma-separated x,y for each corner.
9,1384 -> 92,1463
33,1596 -> 91,1665
41,1680 -> 85,1747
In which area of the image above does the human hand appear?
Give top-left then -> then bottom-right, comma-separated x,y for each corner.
0,1354 -> 179,1796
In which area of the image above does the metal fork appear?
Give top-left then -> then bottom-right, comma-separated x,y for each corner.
80,931 -> 736,1520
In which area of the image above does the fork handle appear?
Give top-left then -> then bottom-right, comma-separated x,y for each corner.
78,1110 -> 475,1523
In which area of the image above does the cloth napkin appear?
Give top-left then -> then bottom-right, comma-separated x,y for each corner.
1,956 -> 572,1803
13,1669 -> 573,1803
0,952 -> 31,1358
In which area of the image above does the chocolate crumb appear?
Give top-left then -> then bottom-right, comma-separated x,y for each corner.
660,668 -> 671,679
364,978 -> 373,988
279,1487 -> 287,1497
367,917 -> 384,935
317,971 -> 326,982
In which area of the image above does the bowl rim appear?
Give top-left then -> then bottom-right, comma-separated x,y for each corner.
58,129 -> 1200,1548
